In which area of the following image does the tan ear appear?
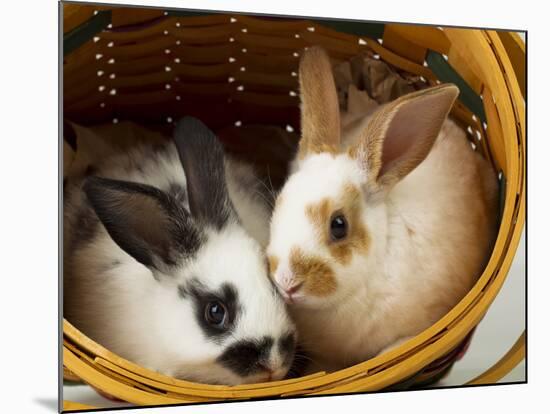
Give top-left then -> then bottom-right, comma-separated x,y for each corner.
349,84 -> 459,192
297,46 -> 341,159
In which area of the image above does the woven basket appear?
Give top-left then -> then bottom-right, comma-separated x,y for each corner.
62,2 -> 526,409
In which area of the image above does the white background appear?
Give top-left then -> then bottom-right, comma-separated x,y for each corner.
1,0 -> 545,413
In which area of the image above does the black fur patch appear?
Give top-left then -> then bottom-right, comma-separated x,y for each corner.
278,332 -> 297,367
100,259 -> 122,274
180,279 -> 241,342
167,182 -> 187,205
83,176 -> 203,271
151,143 -> 173,167
174,117 -> 235,230
177,283 -> 191,299
84,165 -> 98,177
121,153 -> 145,175
72,204 -> 99,250
152,143 -> 171,156
284,344 -> 309,379
217,336 -> 274,377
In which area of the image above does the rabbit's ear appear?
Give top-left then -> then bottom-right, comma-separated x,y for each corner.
174,117 -> 237,231
350,84 -> 459,192
297,46 -> 341,159
83,176 -> 202,276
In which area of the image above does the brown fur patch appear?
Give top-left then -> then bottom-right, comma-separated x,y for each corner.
305,198 -> 331,236
289,246 -> 336,296
268,255 -> 279,277
298,143 -> 338,160
306,183 -> 370,265
297,46 -> 341,159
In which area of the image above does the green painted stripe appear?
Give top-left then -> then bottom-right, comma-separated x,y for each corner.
63,10 -> 112,57
63,379 -> 82,386
165,10 -> 213,17
410,363 -> 455,389
426,50 -> 486,123
165,10 -> 385,40
498,172 -> 507,224
315,19 -> 384,39
383,368 -> 425,391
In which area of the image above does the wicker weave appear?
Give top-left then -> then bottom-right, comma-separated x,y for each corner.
62,3 -> 525,407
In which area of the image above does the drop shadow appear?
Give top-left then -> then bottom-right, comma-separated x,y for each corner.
34,397 -> 59,412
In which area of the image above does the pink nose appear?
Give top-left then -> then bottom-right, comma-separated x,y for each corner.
274,268 -> 303,301
284,282 -> 303,296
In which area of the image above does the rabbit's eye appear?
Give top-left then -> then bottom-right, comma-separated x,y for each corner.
330,214 -> 348,241
205,301 -> 227,327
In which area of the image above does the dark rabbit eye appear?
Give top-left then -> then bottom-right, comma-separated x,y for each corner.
205,301 -> 227,327
330,214 -> 348,240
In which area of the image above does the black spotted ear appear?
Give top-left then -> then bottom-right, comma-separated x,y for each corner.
83,176 -> 202,276
173,117 -> 236,230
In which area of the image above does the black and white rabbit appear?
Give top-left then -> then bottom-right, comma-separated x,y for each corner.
64,117 -> 296,385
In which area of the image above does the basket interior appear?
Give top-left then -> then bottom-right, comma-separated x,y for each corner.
63,6 -> 505,184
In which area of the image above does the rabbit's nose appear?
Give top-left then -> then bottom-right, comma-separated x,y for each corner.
284,282 -> 303,296
257,363 -> 274,381
283,281 -> 304,303
275,278 -> 303,303
273,265 -> 305,303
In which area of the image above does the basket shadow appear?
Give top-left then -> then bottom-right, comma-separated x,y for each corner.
33,397 -> 58,412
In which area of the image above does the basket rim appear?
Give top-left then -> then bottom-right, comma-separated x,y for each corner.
62,7 -> 526,403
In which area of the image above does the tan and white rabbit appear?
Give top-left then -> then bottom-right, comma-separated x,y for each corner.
266,47 -> 498,372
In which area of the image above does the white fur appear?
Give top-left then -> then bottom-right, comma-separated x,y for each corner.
225,157 -> 272,248
64,133 -> 294,385
268,118 -> 498,371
